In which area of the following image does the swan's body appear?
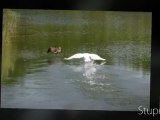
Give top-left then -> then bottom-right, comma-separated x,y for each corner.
64,53 -> 105,62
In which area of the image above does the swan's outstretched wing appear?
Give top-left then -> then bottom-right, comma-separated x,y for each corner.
64,53 -> 84,60
89,54 -> 105,60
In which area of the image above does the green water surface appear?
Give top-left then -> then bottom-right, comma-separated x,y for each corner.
1,9 -> 151,110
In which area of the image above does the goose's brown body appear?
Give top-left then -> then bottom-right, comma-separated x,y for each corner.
47,47 -> 61,54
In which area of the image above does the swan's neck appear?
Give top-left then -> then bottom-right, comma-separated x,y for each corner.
84,56 -> 93,62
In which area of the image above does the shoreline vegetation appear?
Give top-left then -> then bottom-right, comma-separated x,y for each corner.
2,9 -> 19,81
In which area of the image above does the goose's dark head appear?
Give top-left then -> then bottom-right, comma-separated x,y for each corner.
47,47 -> 52,53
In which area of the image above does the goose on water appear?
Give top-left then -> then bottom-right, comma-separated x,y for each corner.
47,47 -> 61,54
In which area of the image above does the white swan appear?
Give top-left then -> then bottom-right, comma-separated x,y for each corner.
64,53 -> 105,62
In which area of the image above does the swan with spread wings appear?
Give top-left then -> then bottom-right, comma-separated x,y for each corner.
64,53 -> 105,62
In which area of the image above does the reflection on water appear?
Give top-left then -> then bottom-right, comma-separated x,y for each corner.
1,9 -> 151,110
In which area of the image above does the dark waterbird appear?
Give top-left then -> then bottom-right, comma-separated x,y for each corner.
47,47 -> 61,54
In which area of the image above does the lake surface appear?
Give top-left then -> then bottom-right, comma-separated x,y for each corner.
1,9 -> 151,110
